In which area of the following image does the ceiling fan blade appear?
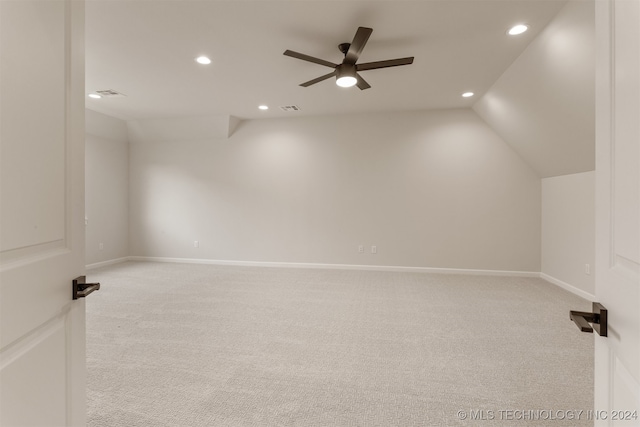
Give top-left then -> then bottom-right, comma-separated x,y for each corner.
356,57 -> 414,71
356,73 -> 371,90
283,50 -> 338,68
344,27 -> 373,65
300,71 -> 337,87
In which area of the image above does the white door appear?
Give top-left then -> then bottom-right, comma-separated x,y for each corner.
594,0 -> 640,424
0,0 -> 87,425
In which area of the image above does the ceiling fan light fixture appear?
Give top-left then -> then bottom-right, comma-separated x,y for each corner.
335,64 -> 357,88
336,76 -> 357,88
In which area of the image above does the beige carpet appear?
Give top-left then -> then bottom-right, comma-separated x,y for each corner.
86,261 -> 594,426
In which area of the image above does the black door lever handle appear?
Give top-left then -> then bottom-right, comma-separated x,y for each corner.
570,302 -> 607,337
73,276 -> 100,300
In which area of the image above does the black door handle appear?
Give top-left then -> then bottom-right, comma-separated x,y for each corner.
570,302 -> 607,337
72,276 -> 100,300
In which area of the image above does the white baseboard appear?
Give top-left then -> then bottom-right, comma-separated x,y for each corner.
539,273 -> 596,302
86,257 -> 130,270
127,256 -> 540,277
87,257 -> 595,301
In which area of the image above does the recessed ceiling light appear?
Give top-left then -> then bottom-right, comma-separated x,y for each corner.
508,24 -> 529,36
88,93 -> 101,99
258,105 -> 269,110
195,56 -> 211,65
462,92 -> 474,98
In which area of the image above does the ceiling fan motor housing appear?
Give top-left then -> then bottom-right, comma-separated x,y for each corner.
336,63 -> 356,77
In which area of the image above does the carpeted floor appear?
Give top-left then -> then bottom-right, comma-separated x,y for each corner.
86,261 -> 594,426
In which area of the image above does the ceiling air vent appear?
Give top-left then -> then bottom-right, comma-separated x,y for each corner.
95,89 -> 127,98
280,105 -> 301,112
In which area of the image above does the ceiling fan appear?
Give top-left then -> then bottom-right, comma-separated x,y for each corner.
283,26 -> 414,90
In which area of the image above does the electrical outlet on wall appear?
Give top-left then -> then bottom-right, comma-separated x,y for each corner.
358,245 -> 364,253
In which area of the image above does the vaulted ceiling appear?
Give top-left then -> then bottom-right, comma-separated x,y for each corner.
474,1 -> 595,177
85,0 -> 595,177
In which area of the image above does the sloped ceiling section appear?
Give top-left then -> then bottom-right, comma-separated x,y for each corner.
127,115 -> 241,143
473,0 -> 595,178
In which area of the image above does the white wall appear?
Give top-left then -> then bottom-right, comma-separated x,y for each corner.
85,109 -> 129,266
473,0 -> 595,178
541,171 -> 595,298
128,109 -> 541,272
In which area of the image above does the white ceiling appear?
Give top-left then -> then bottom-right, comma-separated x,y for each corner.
85,0 -> 568,121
